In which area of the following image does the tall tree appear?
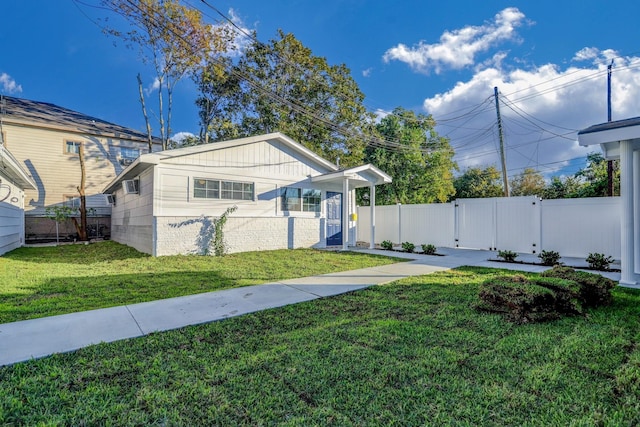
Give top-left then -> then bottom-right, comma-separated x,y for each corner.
196,30 -> 373,167
510,168 -> 546,196
102,0 -> 233,149
363,107 -> 456,205
453,166 -> 504,199
574,152 -> 619,197
540,175 -> 583,199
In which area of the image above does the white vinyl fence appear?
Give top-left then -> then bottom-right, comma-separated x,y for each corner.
357,196 -> 621,259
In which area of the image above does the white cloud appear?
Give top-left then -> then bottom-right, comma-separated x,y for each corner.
170,131 -> 197,146
0,73 -> 22,94
144,77 -> 160,96
423,48 -> 640,176
383,7 -> 528,74
362,68 -> 372,77
374,108 -> 391,123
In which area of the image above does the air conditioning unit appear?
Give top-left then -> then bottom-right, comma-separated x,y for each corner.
122,179 -> 139,195
120,158 -> 134,166
105,194 -> 115,205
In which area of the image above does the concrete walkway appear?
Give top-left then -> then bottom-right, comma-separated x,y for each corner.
0,248 -> 623,366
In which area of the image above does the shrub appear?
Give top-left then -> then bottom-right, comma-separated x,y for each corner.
421,244 -> 437,255
477,274 -> 583,323
497,250 -> 518,262
538,250 -> 561,266
541,265 -> 616,308
381,240 -> 393,251
586,252 -> 614,271
401,242 -> 415,253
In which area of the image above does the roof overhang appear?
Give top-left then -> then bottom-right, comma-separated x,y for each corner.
578,117 -> 640,160
311,164 -> 392,189
0,145 -> 37,189
102,154 -> 159,194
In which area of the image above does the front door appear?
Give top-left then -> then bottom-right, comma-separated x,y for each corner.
326,191 -> 342,246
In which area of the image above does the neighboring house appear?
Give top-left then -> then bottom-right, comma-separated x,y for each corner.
578,117 -> 640,286
0,95 -> 161,241
102,132 -> 392,256
0,144 -> 37,255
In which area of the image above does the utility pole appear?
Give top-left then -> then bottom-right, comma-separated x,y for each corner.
494,86 -> 509,197
607,60 -> 614,196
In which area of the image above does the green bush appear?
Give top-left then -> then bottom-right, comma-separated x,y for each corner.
541,265 -> 616,308
401,242 -> 415,253
586,252 -> 614,271
381,240 -> 393,251
538,250 -> 561,266
497,250 -> 518,262
421,244 -> 437,255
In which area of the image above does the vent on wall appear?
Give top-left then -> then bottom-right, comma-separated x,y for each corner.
122,179 -> 139,195
105,194 -> 115,205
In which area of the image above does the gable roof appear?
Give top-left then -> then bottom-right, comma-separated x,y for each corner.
0,95 -> 160,144
102,132 -> 340,193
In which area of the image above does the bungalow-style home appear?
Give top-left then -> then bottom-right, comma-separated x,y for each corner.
578,117 -> 640,286
0,95 -> 161,241
0,144 -> 37,255
102,132 -> 392,256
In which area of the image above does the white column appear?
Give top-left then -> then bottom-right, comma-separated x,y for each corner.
620,140 -> 635,285
635,150 -> 640,275
369,185 -> 376,249
342,177 -> 349,251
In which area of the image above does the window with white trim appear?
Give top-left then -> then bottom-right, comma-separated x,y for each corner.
194,178 -> 254,201
65,140 -> 81,154
281,187 -> 321,213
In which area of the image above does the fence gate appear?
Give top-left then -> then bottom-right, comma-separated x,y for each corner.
455,196 -> 540,253
454,198 -> 496,250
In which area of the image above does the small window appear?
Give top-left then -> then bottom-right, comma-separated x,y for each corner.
193,178 -> 254,201
65,141 -> 82,154
120,147 -> 140,165
281,187 -> 321,213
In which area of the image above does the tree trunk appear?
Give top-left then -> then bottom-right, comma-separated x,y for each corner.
76,144 -> 88,241
137,73 -> 154,152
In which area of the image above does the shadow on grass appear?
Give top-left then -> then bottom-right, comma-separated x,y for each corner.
0,270 -> 242,323
5,241 -> 149,264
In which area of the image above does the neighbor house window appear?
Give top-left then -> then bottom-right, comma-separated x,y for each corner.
120,147 -> 140,165
194,178 -> 254,201
281,187 -> 321,213
65,140 -> 82,154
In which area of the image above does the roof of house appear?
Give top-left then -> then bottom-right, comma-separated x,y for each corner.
0,95 -> 160,144
102,132 -> 392,194
578,116 -> 640,147
102,132 -> 341,193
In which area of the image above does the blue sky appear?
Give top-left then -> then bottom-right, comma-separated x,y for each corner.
2,0 -> 640,178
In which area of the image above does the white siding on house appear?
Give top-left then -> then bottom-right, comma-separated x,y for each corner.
110,168 -> 154,254
0,179 -> 26,255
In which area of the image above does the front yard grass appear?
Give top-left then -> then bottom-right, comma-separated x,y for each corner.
2,267 -> 640,425
0,241 -> 401,323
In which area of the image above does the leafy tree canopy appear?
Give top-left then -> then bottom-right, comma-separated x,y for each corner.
453,166 -> 504,199
362,107 -> 457,205
195,30 -> 373,167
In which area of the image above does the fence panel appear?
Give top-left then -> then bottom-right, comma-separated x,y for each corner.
455,198 -> 496,250
399,203 -> 455,247
541,197 -> 620,259
496,196 -> 541,254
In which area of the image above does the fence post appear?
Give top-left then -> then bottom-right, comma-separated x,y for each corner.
397,203 -> 402,245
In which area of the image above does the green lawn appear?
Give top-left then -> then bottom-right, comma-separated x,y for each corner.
0,241 -> 401,323
2,267 -> 640,425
